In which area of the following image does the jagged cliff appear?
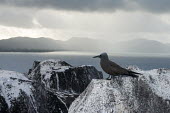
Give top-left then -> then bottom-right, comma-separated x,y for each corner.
28,59 -> 103,113
0,59 -> 103,113
69,67 -> 170,113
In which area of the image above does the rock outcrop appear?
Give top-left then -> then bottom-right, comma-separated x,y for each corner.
69,67 -> 170,113
1,59 -> 170,113
28,59 -> 102,94
28,59 -> 102,112
0,59 -> 103,113
0,70 -> 36,113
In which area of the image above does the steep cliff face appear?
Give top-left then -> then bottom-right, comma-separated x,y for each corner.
28,59 -> 103,113
69,67 -> 170,113
28,59 -> 102,93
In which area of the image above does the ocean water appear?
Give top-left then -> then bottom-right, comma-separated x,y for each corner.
1,51 -> 170,78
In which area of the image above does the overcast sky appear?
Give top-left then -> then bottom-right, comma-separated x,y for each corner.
0,0 -> 170,43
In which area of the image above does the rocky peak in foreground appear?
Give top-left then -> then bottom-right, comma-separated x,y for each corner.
69,67 -> 170,113
0,59 -> 103,113
28,59 -> 103,113
28,59 -> 102,93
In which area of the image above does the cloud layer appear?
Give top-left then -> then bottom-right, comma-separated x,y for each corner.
0,0 -> 170,43
1,0 -> 170,13
0,7 -> 36,28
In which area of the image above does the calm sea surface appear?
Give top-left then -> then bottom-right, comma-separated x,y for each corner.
1,51 -> 170,77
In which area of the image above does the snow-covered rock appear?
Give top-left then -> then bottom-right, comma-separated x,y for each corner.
0,70 -> 36,113
0,59 -> 103,113
2,59 -> 170,113
28,59 -> 103,113
28,59 -> 102,93
69,67 -> 170,113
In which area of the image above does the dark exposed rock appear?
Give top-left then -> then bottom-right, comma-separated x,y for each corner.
0,95 -> 9,113
9,91 -> 37,113
28,61 -> 41,75
28,59 -> 103,113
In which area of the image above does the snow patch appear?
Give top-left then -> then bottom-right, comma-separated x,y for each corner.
69,66 -> 170,113
0,70 -> 33,107
40,59 -> 71,79
133,68 -> 170,100
69,79 -> 128,113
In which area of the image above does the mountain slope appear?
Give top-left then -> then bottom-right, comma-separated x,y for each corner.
0,37 -> 64,52
0,37 -> 102,52
0,37 -> 170,53
114,39 -> 169,53
63,37 -> 102,51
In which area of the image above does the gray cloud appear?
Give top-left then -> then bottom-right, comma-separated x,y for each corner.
35,11 -> 68,28
0,0 -> 126,12
136,0 -> 170,13
0,7 -> 36,28
1,0 -> 170,13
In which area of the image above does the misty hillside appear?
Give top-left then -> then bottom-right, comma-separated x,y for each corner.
113,39 -> 170,53
0,37 -> 64,52
0,37 -> 102,52
63,37 -> 101,51
0,37 -> 169,53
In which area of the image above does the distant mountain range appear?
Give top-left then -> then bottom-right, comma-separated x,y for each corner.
0,37 -> 169,53
0,37 -> 63,52
113,39 -> 170,53
0,37 -> 101,52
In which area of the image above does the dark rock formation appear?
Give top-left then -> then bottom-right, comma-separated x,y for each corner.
0,59 -> 103,113
0,95 -> 9,113
28,59 -> 103,113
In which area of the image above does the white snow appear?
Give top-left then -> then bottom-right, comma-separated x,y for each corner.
40,59 -> 71,80
0,70 -> 33,107
126,65 -> 170,100
134,68 -> 170,100
69,79 -> 130,113
35,59 -> 72,90
69,67 -> 170,113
